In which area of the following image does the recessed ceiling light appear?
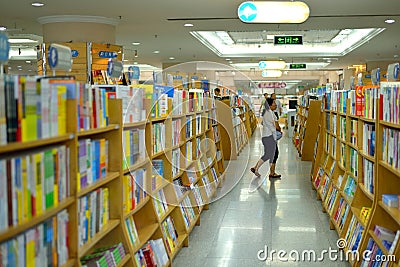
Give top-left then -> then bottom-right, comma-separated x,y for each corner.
385,19 -> 395,24
123,59 -> 129,61
134,62 -> 138,65
226,58 -> 230,61
0,26 -> 6,31
153,50 -> 160,54
169,57 -> 175,60
184,23 -> 193,27
28,70 -> 32,72
25,60 -> 31,63
394,55 -> 399,58
31,2 -> 44,7
229,61 -> 233,64
17,65 -> 22,68
132,42 -> 140,45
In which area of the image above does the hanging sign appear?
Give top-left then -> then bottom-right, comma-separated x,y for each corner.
371,68 -> 380,85
127,66 -> 140,80
257,82 -> 286,88
0,33 -> 10,63
387,63 -> 399,81
48,43 -> 72,71
99,51 -> 118,59
355,85 -> 365,116
274,36 -> 303,45
71,50 -> 79,58
107,60 -> 123,78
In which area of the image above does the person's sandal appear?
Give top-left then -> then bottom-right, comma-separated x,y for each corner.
269,173 -> 281,178
250,167 -> 261,177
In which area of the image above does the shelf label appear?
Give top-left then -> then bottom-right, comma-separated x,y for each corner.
0,33 -> 10,63
274,35 -> 303,45
99,51 -> 118,58
107,60 -> 123,78
48,43 -> 72,71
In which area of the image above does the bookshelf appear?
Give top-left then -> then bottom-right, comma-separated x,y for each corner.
311,82 -> 400,266
0,75 -> 227,266
293,100 -> 322,161
215,98 -> 250,160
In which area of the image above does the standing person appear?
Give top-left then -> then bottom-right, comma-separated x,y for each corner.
259,93 -> 268,116
250,98 -> 278,177
271,93 -> 283,118
269,103 -> 282,179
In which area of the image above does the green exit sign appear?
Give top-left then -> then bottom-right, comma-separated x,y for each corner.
274,35 -> 303,45
290,63 -> 307,69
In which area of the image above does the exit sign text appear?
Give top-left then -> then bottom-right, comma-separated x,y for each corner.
274,36 -> 303,45
290,63 -> 306,69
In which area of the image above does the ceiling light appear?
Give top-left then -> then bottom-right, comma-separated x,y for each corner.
0,26 -> 6,31
215,31 -> 234,45
184,23 -> 194,27
8,38 -> 38,44
123,59 -> 129,61
261,70 -> 282,78
31,2 -> 44,7
394,55 -> 399,58
385,19 -> 395,24
258,60 -> 286,70
25,60 -> 31,63
226,58 -> 231,61
169,57 -> 175,60
153,50 -> 160,54
237,1 -> 310,24
134,62 -> 138,65
229,61 -> 233,64
132,42 -> 141,45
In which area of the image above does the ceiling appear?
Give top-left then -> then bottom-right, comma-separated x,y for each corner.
1,0 -> 400,74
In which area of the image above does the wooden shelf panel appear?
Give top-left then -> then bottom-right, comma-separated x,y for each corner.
358,183 -> 374,201
60,259 -> 76,267
0,134 -> 74,154
158,206 -> 176,223
77,172 -> 120,197
151,116 -> 168,122
123,121 -> 147,128
169,233 -> 188,260
124,196 -> 150,219
123,158 -> 149,174
0,197 -> 75,243
116,254 -> 131,267
379,160 -> 400,177
78,219 -> 120,257
351,207 -> 366,228
359,150 -> 375,162
134,223 -> 159,253
77,124 -> 119,137
380,120 -> 400,130
379,201 -> 400,226
359,117 -> 376,123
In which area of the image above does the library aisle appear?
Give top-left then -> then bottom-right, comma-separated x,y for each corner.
173,127 -> 350,267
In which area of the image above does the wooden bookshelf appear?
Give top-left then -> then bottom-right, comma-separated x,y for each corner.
310,83 -> 400,267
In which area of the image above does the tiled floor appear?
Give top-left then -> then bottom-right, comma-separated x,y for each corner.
173,127 -> 350,266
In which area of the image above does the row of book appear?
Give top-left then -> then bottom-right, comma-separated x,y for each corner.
172,119 -> 182,147
343,175 -> 357,202
153,188 -> 169,219
152,122 -> 166,155
160,216 -> 179,255
0,145 -> 70,230
362,123 -> 376,157
382,127 -> 400,169
344,215 -> 364,252
339,116 -> 346,140
151,160 -> 164,192
81,242 -> 126,267
172,149 -> 181,178
339,143 -> 346,168
122,128 -> 145,170
133,239 -> 169,267
361,237 -> 391,267
349,148 -> 359,177
123,168 -> 147,214
381,82 -> 400,124
333,197 -> 350,230
185,116 -> 193,138
0,209 -> 69,266
179,196 -> 197,229
125,216 -> 139,248
362,158 -> 375,195
350,119 -> 358,146
0,76 -> 74,145
78,138 -> 109,192
324,185 -> 338,214
382,194 -> 400,209
78,187 -> 110,247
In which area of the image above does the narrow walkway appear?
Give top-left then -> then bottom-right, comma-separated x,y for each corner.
174,127 -> 349,266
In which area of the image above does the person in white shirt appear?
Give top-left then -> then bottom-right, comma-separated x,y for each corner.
250,98 -> 280,177
271,93 -> 282,118
259,93 -> 268,116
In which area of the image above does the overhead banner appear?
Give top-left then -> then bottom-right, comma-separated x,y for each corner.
0,33 -> 10,63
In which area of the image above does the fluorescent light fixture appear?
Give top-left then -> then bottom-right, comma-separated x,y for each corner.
169,57 -> 175,60
153,50 -> 160,54
385,19 -> 395,24
238,1 -> 310,24
190,28 -> 385,58
31,2 -> 44,7
215,31 -> 234,45
226,58 -> 230,61
132,42 -> 141,45
0,26 -> 6,31
184,23 -> 194,27
261,70 -> 282,78
9,38 -> 38,44
124,64 -> 160,71
258,60 -> 286,70
25,60 -> 31,63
